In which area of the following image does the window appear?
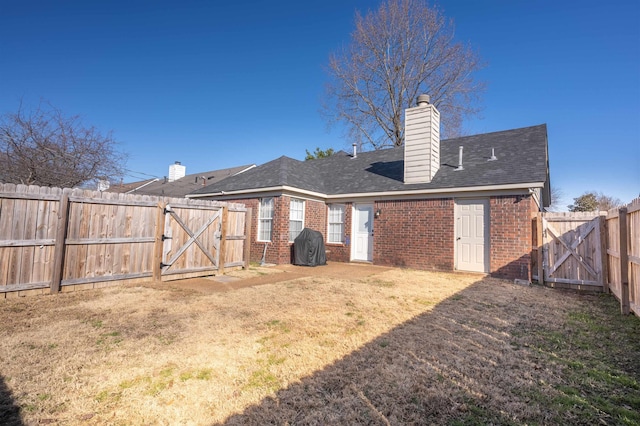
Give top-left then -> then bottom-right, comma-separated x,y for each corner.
289,198 -> 305,241
258,197 -> 274,241
327,204 -> 345,243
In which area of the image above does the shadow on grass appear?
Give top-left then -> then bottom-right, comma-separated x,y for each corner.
220,277 -> 640,425
0,374 -> 23,426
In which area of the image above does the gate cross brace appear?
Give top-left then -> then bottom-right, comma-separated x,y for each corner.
545,219 -> 599,278
162,209 -> 220,270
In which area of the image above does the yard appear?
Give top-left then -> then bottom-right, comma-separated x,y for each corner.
0,263 -> 638,425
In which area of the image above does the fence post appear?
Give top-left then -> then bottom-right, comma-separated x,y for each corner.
152,202 -> 166,281
537,213 -> 544,286
219,206 -> 228,275
599,214 -> 609,293
50,188 -> 72,293
619,207 -> 630,314
243,208 -> 253,269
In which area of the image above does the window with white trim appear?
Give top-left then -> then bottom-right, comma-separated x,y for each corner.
327,204 -> 345,243
258,197 -> 274,241
289,198 -> 305,241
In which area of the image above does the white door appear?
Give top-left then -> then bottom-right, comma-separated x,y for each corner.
456,199 -> 489,273
352,204 -> 373,262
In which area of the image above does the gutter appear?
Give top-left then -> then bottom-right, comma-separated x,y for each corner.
187,182 -> 547,201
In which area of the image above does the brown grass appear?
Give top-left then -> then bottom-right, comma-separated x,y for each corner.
0,265 -> 638,425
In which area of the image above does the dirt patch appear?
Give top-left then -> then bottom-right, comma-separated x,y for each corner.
156,262 -> 392,293
0,265 -> 638,425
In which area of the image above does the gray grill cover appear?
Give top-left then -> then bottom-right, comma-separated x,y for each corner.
293,228 -> 327,267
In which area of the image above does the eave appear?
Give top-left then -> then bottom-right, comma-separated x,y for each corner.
186,181 -> 547,203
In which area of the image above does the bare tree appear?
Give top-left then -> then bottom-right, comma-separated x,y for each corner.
325,0 -> 484,150
0,102 -> 127,188
547,186 -> 566,212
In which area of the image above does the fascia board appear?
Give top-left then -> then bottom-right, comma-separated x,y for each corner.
187,182 -> 546,202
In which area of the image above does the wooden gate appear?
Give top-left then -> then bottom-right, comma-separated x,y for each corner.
161,203 -> 222,278
540,212 -> 605,290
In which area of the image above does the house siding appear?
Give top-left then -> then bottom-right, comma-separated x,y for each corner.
373,199 -> 455,271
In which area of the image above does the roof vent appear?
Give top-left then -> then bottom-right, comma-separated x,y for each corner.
488,148 -> 497,161
455,146 -> 464,171
352,143 -> 357,159
416,94 -> 430,106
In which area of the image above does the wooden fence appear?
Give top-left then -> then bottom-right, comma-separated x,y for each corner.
0,183 -> 249,297
605,198 -> 640,315
532,197 -> 640,315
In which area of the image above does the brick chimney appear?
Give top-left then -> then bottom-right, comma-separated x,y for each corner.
403,94 -> 440,184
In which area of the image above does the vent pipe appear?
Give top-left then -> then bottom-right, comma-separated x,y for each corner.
352,143 -> 357,159
455,146 -> 464,171
488,148 -> 497,161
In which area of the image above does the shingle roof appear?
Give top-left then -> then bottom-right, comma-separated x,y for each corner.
191,124 -> 548,197
110,164 -> 255,197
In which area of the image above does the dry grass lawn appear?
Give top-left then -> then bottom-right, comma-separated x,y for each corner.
1,264 -> 639,425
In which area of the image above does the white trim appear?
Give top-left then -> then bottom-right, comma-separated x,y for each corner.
351,203 -> 374,262
289,198 -> 305,242
327,204 -> 345,244
454,198 -> 490,273
187,182 -> 547,202
257,197 -> 274,242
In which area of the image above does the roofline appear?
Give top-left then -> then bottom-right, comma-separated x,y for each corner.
186,182 -> 547,201
125,178 -> 159,194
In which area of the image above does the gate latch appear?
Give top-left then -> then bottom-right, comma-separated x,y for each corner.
162,234 -> 172,241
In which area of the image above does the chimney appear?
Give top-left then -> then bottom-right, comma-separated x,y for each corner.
168,161 -> 186,182
403,94 -> 440,184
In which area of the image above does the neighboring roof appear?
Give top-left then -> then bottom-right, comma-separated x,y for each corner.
107,178 -> 157,194
109,164 -> 256,197
191,125 -> 549,202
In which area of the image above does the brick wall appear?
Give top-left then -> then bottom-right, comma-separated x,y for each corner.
489,194 -> 534,280
326,202 -> 352,263
217,193 -> 534,280
223,196 -> 330,265
373,198 -> 455,271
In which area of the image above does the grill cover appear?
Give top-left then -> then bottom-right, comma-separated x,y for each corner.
293,228 -> 327,267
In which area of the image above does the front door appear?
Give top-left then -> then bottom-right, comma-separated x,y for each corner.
352,203 -> 373,262
455,199 -> 489,273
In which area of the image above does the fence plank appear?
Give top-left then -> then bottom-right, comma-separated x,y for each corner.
244,208 -> 252,269
152,203 -> 165,281
50,188 -> 71,293
599,215 -> 609,293
219,206 -> 228,275
619,207 -> 630,314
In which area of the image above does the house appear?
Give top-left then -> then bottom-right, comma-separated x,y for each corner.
107,162 -> 256,198
188,95 -> 550,280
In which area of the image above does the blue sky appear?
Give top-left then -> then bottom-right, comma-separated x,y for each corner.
1,0 -> 638,206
